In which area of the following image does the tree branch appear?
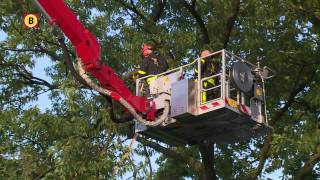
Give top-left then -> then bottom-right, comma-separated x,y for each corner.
198,141 -> 217,180
35,166 -> 55,180
223,0 -> 240,48
118,0 -> 147,21
151,0 -> 167,22
57,35 -> 89,87
16,67 -> 58,90
143,145 -> 153,178
270,69 -> 317,126
21,136 -> 46,152
17,71 -> 58,90
182,0 -> 210,44
246,135 -> 273,179
0,60 -> 58,90
288,2 -> 320,31
0,47 -> 60,61
138,136 -> 204,177
293,144 -> 320,180
122,7 -> 154,35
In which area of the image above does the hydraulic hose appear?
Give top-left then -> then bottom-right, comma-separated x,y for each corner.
77,60 -> 169,127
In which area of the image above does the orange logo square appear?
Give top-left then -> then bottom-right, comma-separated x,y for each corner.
24,13 -> 39,29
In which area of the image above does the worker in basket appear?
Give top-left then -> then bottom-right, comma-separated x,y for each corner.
134,43 -> 169,96
195,50 -> 220,103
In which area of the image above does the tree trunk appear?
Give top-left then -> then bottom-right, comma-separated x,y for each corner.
198,141 -> 217,180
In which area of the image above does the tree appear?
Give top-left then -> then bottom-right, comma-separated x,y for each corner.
0,0 -> 319,179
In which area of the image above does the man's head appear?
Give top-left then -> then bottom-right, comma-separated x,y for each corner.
200,50 -> 211,58
141,43 -> 153,57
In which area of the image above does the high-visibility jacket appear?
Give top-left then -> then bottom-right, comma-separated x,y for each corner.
138,53 -> 169,83
195,57 -> 219,102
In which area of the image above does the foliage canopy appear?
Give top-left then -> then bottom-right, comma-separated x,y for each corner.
0,0 -> 319,179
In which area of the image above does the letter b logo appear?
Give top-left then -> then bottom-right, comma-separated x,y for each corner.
29,17 -> 34,24
24,14 -> 39,29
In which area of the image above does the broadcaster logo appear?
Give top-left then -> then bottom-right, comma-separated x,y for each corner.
24,13 -> 39,29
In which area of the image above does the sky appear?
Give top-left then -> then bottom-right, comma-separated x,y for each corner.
31,56 -> 53,111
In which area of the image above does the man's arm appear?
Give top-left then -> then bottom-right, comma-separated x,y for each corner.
138,58 -> 149,76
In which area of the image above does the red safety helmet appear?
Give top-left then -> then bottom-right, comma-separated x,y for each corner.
200,50 -> 211,58
141,43 -> 153,57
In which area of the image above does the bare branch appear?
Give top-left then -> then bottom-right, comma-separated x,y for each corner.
117,0 -> 170,47
125,0 -> 167,23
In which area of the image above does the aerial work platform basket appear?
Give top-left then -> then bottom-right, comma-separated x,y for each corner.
135,49 -> 272,146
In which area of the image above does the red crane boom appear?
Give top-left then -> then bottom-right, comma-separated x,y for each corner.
33,0 -> 154,118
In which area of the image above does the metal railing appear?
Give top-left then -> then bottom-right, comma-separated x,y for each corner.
135,49 -> 261,111
136,57 -> 198,96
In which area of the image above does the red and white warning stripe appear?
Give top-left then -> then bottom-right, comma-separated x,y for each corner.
240,104 -> 251,115
224,98 -> 251,115
199,99 -> 224,111
198,98 -> 251,116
